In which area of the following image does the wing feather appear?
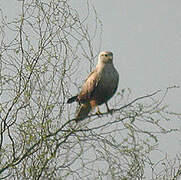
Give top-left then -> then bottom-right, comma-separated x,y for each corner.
78,69 -> 101,102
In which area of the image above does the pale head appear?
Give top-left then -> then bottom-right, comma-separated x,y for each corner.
98,51 -> 113,64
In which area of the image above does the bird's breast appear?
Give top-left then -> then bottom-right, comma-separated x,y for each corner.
94,65 -> 119,104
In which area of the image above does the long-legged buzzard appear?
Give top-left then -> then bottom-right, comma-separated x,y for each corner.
67,51 -> 119,122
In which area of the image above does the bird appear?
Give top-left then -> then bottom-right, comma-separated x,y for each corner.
67,51 -> 119,122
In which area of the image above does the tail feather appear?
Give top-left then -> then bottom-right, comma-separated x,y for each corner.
75,103 -> 92,122
67,95 -> 77,104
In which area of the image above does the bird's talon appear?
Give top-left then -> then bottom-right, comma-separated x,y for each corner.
105,103 -> 113,114
96,110 -> 102,116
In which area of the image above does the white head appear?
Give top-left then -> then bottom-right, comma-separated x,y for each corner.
98,51 -> 113,64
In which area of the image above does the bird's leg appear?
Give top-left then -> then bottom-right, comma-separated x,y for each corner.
105,102 -> 113,114
105,102 -> 110,112
96,106 -> 102,115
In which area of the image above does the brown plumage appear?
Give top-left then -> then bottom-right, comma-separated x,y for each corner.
67,51 -> 119,122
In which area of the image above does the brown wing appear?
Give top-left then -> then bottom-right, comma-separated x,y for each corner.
77,69 -> 101,103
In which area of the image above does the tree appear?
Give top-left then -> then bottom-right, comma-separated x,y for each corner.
0,0 -> 180,179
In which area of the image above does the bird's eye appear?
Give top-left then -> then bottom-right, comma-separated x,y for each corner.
105,54 -> 108,57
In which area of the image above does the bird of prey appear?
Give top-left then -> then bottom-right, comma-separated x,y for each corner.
67,51 -> 119,122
